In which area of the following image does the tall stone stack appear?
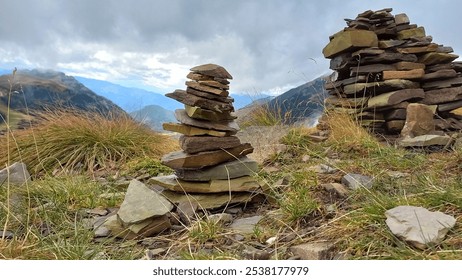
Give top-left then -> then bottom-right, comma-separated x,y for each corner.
151,64 -> 261,199
322,8 -> 462,136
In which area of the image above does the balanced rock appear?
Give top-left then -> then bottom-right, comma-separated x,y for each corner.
323,30 -> 378,58
184,105 -> 236,122
151,175 -> 261,193
175,109 -> 239,133
161,143 -> 253,169
385,206 -> 456,249
174,157 -> 259,181
162,122 -> 230,137
190,64 -> 233,79
166,90 -> 234,113
179,135 -> 241,154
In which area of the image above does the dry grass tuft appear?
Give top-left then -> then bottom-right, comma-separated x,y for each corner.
0,109 -> 178,175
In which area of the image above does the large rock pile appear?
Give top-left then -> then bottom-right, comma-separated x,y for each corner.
153,64 -> 261,199
322,8 -> 462,143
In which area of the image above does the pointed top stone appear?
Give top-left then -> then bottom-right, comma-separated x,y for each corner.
190,64 -> 233,79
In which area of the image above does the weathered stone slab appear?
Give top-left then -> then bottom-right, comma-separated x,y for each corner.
395,23 -> 418,32
325,76 -> 367,90
399,134 -> 452,147
437,46 -> 454,53
190,64 -> 233,79
230,216 -> 263,235
367,89 -> 424,108
341,173 -> 373,189
421,69 -> 457,81
378,40 -> 405,49
197,80 -> 229,90
422,77 -> 462,90
393,61 -> 425,70
322,183 -> 349,197
186,86 -> 233,103
175,109 -> 239,133
185,105 -> 236,122
289,242 -> 334,260
185,81 -> 229,97
384,109 -> 407,120
166,90 -> 234,113
350,64 -> 395,76
382,69 -> 425,80
401,103 -> 435,138
422,87 -> 462,105
187,72 -> 213,81
344,79 -> 420,95
322,30 -> 378,58
150,175 -> 261,193
329,53 -> 354,71
179,135 -> 241,154
162,122 -> 229,137
175,157 -> 259,181
117,180 -> 174,226
161,143 -> 254,169
324,96 -> 368,108
351,48 -> 384,57
358,52 -> 417,65
425,63 -> 452,73
128,215 -> 171,236
160,190 -> 255,210
435,118 -> 462,130
449,107 -> 462,118
397,26 -> 426,40
418,52 -> 459,65
438,100 -> 462,112
385,206 -> 456,249
396,44 -> 438,54
394,13 -> 410,25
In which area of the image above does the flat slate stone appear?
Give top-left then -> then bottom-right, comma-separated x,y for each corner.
344,79 -> 420,95
186,86 -> 233,103
184,105 -> 236,122
162,122 -> 230,137
117,180 -> 174,226
395,13 -> 410,25
422,69 -> 457,81
322,30 -> 378,58
386,120 -> 405,133
358,52 -> 417,65
384,109 -> 407,120
367,88 -> 424,108
396,44 -> 438,54
179,135 -> 241,154
0,162 -> 31,185
341,173 -> 373,190
437,99 -> 462,112
382,69 -> 425,80
185,81 -> 229,97
418,52 -> 459,65
385,206 -> 456,249
190,64 -> 233,79
289,242 -> 334,260
160,190 -> 255,210
399,134 -> 452,147
378,40 -> 405,49
166,90 -> 234,113
230,215 -> 263,234
174,157 -> 259,181
197,80 -> 229,90
350,64 -> 395,76
393,61 -> 426,70
397,26 -> 426,40
422,77 -> 462,90
422,87 -> 462,105
161,143 -> 254,169
150,175 -> 261,193
175,109 -> 239,133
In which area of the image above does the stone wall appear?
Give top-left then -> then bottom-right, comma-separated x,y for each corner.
322,8 -> 462,139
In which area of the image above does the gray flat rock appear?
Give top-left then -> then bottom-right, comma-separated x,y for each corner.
230,215 -> 263,234
0,162 -> 31,185
175,157 -> 259,181
175,109 -> 239,133
341,173 -> 374,189
385,206 -> 456,249
117,179 -> 173,226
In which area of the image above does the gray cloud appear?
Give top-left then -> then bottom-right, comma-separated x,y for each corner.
1,0 -> 461,94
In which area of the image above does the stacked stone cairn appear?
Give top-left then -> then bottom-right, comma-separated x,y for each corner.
322,8 -> 462,147
150,64 -> 261,203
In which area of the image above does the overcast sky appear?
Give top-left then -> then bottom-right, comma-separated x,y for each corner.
1,0 -> 460,95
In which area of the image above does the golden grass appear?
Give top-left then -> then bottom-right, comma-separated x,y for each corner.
0,109 -> 178,175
